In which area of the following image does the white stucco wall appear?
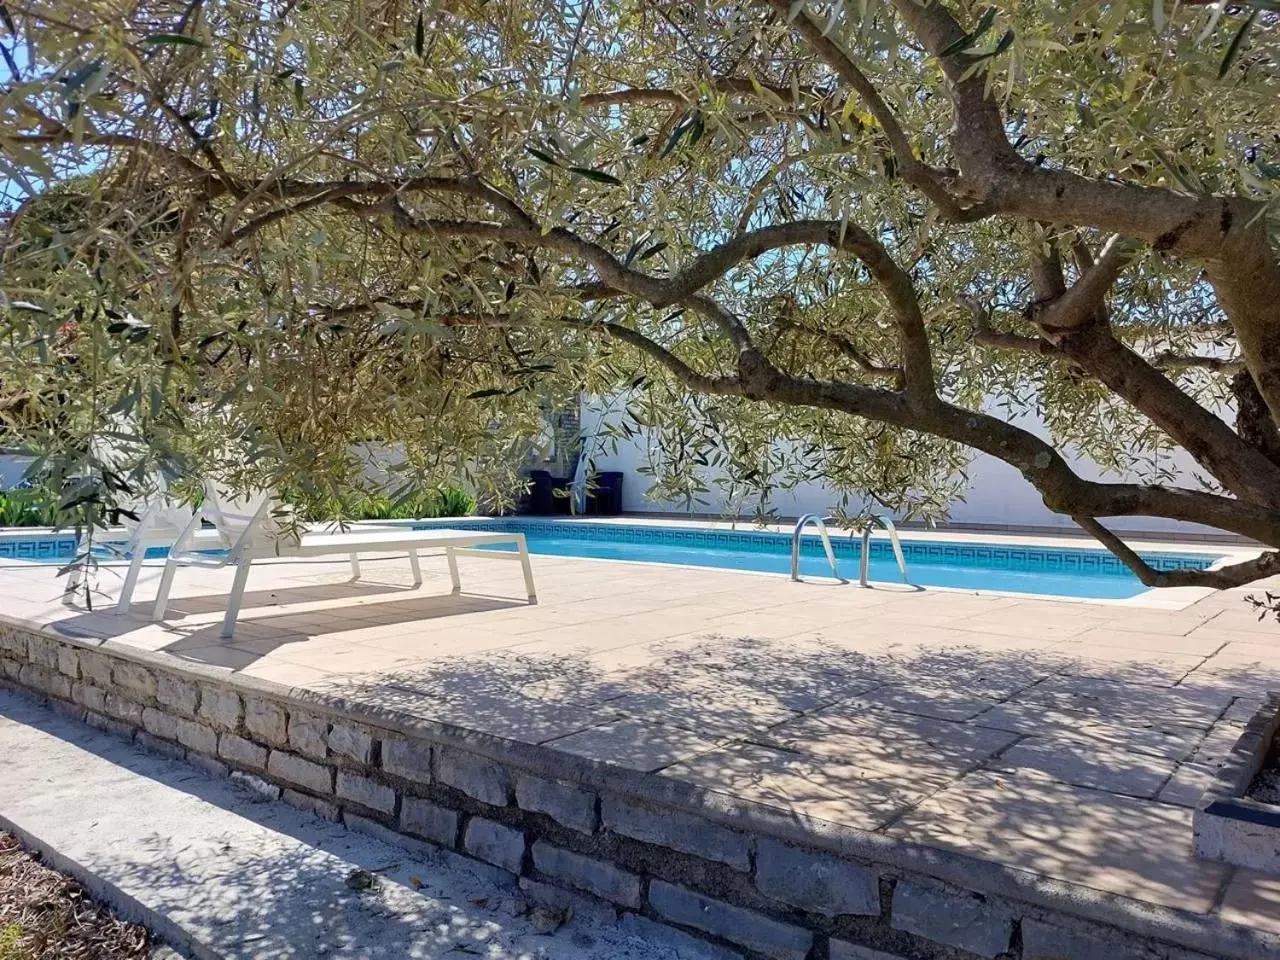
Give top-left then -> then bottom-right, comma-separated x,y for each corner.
0,453 -> 33,489
580,400 -> 1224,536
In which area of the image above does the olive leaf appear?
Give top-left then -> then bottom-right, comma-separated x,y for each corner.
1218,11 -> 1258,80
940,6 -> 997,56
142,33 -> 204,46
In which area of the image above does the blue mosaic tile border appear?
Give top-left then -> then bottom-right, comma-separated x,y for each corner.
0,521 -> 1219,577
0,536 -> 78,560
415,518 -> 1218,577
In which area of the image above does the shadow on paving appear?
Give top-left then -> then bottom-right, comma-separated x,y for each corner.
160,593 -> 528,658
46,590 -> 529,667
314,630 -> 1238,752
14,607 -> 1279,942
303,631 -> 1277,927
150,579 -> 424,617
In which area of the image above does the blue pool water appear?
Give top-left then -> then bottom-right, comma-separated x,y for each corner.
0,520 -> 1221,599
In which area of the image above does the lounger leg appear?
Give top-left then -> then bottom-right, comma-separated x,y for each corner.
518,542 -> 537,604
116,549 -> 146,614
408,548 -> 422,587
221,559 -> 253,640
152,559 -> 179,620
64,535 -> 85,600
446,546 -> 461,595
349,553 -> 361,580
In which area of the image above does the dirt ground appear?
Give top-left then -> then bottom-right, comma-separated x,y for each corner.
0,833 -> 149,960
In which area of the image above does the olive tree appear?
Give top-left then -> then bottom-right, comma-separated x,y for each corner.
0,0 -> 1278,587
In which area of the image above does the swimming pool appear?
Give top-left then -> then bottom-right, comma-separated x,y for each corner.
408,519 -> 1219,600
0,520 -> 1222,600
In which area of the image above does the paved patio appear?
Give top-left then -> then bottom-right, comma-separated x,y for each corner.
2,528 -> 1279,945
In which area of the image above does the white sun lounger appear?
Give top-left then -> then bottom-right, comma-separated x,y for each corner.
152,483 -> 537,638
66,501 -> 199,612
65,428 -> 211,612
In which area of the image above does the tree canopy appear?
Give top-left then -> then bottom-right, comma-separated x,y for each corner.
0,0 -> 1278,587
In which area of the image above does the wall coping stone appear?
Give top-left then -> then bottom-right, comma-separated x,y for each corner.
1193,692 -> 1280,875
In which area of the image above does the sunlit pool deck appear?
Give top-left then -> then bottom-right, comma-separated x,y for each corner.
1,520 -> 1278,958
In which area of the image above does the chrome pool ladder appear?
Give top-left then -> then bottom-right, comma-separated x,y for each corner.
790,514 -> 846,582
853,516 -> 910,587
789,514 -> 912,587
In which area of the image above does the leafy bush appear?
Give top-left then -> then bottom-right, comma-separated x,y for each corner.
435,486 -> 476,518
0,487 -> 59,527
287,486 -> 476,523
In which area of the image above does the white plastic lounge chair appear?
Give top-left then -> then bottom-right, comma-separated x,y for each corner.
112,502 -> 198,612
152,481 -> 537,639
63,426 -> 209,613
66,500 -> 198,611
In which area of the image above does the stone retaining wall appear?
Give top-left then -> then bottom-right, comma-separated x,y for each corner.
0,619 -> 1267,960
1193,693 -> 1280,875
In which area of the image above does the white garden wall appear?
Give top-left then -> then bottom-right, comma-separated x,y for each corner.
0,452 -> 33,489
580,399 -> 1227,537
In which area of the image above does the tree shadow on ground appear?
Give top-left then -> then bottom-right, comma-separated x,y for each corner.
44,588 -> 530,672
15,577 -> 1280,948
0,691 -> 687,960
295,629 -> 1280,947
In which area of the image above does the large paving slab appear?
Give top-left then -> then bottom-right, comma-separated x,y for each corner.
1,522 -> 1279,949
887,769 -> 1229,912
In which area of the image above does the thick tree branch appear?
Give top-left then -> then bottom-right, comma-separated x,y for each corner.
1231,370 -> 1280,469
1074,516 -> 1280,589
547,317 -> 743,396
883,0 -> 1018,172
1022,240 -> 1280,506
725,351 -> 1280,544
683,295 -> 754,352
969,275 -> 1279,507
881,0 -> 1280,428
780,317 -> 904,384
975,290 -> 1280,504
222,175 -> 536,243
1152,352 -> 1244,373
769,0 -> 992,222
966,300 -> 1057,356
226,186 -> 359,244
314,192 -> 936,393
1068,239 -> 1110,327
1033,236 -> 1139,336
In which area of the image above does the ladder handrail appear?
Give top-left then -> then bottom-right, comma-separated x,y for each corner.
854,516 -> 910,587
790,514 -> 846,583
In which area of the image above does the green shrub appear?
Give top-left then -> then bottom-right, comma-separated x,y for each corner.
286,485 -> 475,523
436,486 -> 475,518
0,480 -> 477,528
0,487 -> 59,527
